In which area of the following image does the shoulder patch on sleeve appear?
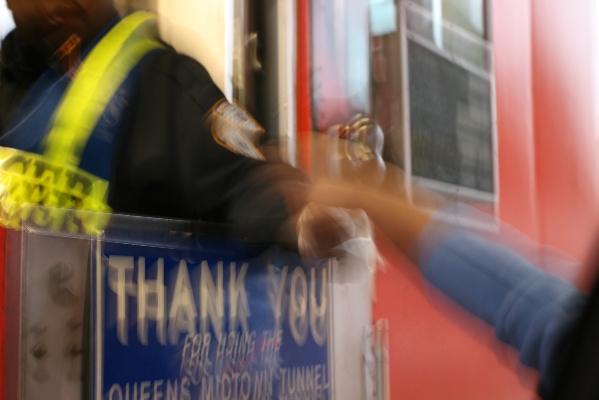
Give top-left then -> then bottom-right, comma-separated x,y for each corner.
209,100 -> 266,160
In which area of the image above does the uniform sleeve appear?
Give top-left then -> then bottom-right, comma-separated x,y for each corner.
110,49 -> 311,243
417,217 -> 587,395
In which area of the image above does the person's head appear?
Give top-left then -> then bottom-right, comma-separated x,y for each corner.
6,0 -> 116,47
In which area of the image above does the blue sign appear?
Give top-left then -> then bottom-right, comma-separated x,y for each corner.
92,229 -> 333,400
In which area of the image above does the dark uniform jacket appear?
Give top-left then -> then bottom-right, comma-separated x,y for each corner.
0,29 -> 311,243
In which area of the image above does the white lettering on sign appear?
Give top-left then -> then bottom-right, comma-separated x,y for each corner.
199,372 -> 252,400
310,268 -> 328,347
267,264 -> 288,329
200,261 -> 224,337
229,262 -> 250,332
108,257 -> 250,346
259,329 -> 282,368
107,256 -> 327,348
267,265 -> 329,347
107,379 -> 184,400
138,258 -> 166,345
168,260 -> 198,345
214,330 -> 256,373
180,333 -> 213,385
108,256 -> 136,346
278,364 -> 330,399
289,267 -> 308,345
252,369 -> 274,399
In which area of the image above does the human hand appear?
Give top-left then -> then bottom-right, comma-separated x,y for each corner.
297,203 -> 349,260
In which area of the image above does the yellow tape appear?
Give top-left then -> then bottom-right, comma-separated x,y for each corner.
0,147 -> 111,233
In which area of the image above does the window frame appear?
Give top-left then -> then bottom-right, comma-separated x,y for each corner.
398,0 -> 499,227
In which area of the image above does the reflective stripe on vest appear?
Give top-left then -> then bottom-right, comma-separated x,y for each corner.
44,11 -> 162,166
0,147 -> 111,232
0,11 -> 163,233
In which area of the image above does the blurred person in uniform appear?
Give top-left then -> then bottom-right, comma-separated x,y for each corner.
310,173 -> 597,399
0,0 -> 312,244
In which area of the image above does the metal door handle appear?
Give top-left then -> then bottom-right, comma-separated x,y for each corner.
247,32 -> 262,72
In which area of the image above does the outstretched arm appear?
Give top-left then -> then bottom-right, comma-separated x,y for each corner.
309,176 -> 586,396
309,180 -> 432,263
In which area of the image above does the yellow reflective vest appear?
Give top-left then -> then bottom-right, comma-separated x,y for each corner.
0,11 -> 163,233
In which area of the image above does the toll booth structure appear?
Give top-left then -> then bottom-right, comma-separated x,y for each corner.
296,0 -> 599,399
2,0 -> 599,399
1,205 -> 382,399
